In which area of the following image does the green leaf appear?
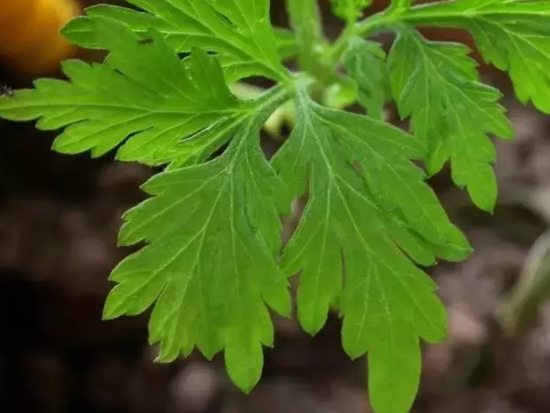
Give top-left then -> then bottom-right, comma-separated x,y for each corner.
63,4 -> 296,60
62,1 -> 289,82
330,0 -> 371,22
0,18 -> 252,166
1,11 -> 295,393
388,30 -> 513,212
272,87 -> 471,413
344,38 -> 389,119
401,0 -> 550,113
105,93 -> 291,391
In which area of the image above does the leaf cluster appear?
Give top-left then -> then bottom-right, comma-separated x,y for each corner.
2,1 -> 550,412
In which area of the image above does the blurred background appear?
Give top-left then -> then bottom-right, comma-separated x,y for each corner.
1,1 -> 550,412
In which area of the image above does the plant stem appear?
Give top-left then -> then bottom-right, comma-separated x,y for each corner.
327,0 -> 458,69
328,11 -> 393,69
285,0 -> 326,73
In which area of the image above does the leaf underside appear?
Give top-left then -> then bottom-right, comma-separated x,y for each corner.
2,0 -> 550,412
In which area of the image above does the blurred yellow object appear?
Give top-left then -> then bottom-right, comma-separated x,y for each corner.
0,0 -> 79,75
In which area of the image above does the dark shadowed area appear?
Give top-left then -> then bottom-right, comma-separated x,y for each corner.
1,1 -> 550,413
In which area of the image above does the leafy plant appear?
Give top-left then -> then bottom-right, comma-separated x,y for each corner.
1,0 -> 549,411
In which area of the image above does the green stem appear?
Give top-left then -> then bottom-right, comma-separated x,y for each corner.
285,0 -> 325,72
328,11 -> 394,69
355,11 -> 401,37
256,83 -> 294,109
327,0 -> 471,69
330,24 -> 357,64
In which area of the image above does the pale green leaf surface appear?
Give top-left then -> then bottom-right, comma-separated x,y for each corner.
0,18 -> 250,166
402,0 -> 550,113
105,96 -> 291,391
322,81 -> 358,110
388,30 -> 513,211
62,1 -> 289,81
330,0 -> 371,22
272,88 -> 471,413
344,38 -> 389,119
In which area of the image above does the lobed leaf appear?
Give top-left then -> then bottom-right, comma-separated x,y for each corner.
388,29 -> 513,211
0,6 -> 296,392
4,1 -> 536,412
272,86 -> 471,413
0,18 -> 252,166
107,97 -> 291,390
402,0 -> 550,113
62,0 -> 290,82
